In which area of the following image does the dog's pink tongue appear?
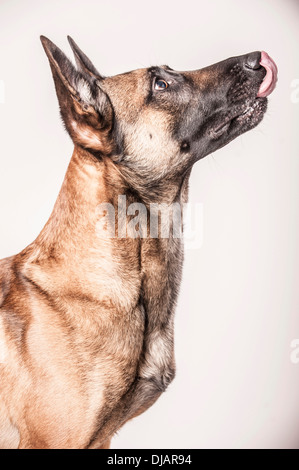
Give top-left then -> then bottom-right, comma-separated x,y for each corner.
257,51 -> 278,98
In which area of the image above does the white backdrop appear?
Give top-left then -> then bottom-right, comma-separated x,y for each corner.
0,0 -> 298,449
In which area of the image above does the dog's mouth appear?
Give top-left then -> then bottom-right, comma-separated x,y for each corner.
210,51 -> 277,140
210,98 -> 267,139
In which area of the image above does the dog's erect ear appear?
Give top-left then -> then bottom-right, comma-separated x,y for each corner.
40,36 -> 113,154
67,36 -> 102,79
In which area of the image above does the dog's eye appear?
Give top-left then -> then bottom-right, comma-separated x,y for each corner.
154,79 -> 169,90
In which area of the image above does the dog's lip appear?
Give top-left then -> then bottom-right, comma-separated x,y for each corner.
212,104 -> 253,135
211,99 -> 265,138
257,51 -> 278,98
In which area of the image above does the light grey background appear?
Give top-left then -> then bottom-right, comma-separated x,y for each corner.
0,0 -> 298,448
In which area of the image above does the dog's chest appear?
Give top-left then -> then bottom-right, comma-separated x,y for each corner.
86,236 -> 185,447
137,236 -> 184,389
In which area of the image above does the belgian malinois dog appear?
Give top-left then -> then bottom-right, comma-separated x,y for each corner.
0,36 -> 277,448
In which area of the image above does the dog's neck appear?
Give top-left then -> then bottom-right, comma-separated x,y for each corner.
29,147 -> 126,258
21,146 -> 189,312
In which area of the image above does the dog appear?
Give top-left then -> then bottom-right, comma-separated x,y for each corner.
0,36 -> 277,448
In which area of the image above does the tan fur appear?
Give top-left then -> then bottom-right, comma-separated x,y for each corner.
0,149 -> 146,448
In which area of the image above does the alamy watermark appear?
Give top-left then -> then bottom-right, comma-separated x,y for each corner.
291,79 -> 299,104
290,339 -> 299,364
95,196 -> 203,250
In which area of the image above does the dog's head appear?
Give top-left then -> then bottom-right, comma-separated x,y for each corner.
41,36 -> 277,186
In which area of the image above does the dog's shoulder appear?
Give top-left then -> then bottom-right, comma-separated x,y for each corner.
0,256 -> 29,353
0,257 -> 15,308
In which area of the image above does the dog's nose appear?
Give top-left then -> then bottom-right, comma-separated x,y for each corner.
244,51 -> 262,70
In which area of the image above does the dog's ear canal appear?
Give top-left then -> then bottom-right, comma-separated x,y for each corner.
40,36 -> 113,155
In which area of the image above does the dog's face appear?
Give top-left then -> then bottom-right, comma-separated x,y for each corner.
102,56 -> 268,179
41,37 -> 277,184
